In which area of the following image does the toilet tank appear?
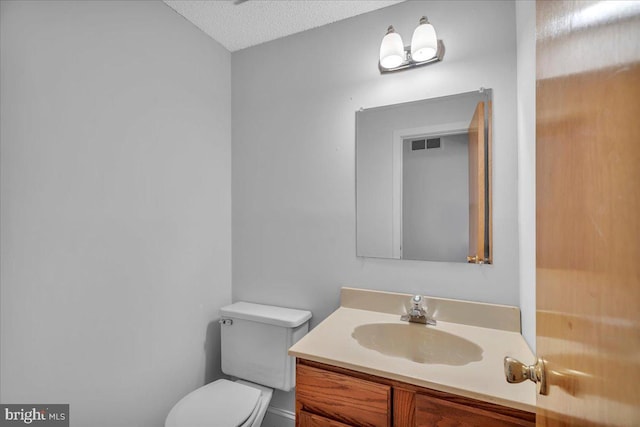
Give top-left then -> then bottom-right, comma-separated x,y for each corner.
219,302 -> 312,392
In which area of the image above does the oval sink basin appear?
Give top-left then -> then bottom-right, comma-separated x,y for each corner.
352,323 -> 483,365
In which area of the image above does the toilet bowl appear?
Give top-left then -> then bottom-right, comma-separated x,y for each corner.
165,379 -> 273,427
165,302 -> 311,427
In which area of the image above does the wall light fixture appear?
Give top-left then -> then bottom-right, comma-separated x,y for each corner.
379,16 -> 445,73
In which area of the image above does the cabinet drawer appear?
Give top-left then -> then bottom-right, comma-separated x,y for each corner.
298,410 -> 354,427
415,393 -> 535,427
296,364 -> 391,427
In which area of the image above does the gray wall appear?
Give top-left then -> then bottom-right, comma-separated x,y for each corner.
232,0 -> 518,412
516,0 -> 537,351
0,1 -> 232,426
403,133 -> 468,262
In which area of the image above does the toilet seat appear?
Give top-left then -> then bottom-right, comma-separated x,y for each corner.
165,379 -> 272,427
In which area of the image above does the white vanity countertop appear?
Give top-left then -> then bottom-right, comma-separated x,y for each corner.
288,288 -> 536,413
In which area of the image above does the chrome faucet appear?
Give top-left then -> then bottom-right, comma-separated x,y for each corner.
401,295 -> 436,325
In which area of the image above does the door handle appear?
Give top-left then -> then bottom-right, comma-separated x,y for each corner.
504,356 -> 548,395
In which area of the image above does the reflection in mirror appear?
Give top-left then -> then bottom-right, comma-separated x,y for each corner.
356,89 -> 492,264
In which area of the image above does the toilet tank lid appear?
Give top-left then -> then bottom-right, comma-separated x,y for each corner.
220,302 -> 312,328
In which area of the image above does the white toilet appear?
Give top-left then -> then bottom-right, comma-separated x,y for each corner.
165,301 -> 312,427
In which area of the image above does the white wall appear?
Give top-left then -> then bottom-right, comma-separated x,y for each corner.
232,0 -> 518,413
0,1 -> 232,426
516,0 -> 537,351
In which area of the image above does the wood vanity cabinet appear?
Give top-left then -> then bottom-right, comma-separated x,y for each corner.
295,359 -> 535,427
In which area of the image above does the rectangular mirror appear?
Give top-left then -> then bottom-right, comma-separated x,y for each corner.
356,89 -> 492,264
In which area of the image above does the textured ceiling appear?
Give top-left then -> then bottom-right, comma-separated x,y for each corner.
163,0 -> 404,52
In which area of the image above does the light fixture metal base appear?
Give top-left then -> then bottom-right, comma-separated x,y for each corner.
379,39 -> 445,74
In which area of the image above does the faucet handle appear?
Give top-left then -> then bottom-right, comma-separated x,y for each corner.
410,295 -> 426,317
411,294 -> 423,308
402,295 -> 436,326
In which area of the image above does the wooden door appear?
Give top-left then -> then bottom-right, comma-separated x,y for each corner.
467,101 -> 485,264
536,1 -> 640,426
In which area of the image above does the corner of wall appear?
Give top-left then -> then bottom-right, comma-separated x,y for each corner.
515,0 -> 537,352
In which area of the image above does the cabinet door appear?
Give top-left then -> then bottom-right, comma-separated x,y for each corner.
296,364 -> 391,427
415,394 -> 534,427
298,410 -> 354,427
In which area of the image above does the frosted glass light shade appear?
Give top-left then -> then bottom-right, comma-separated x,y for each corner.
410,18 -> 438,62
379,27 -> 405,69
